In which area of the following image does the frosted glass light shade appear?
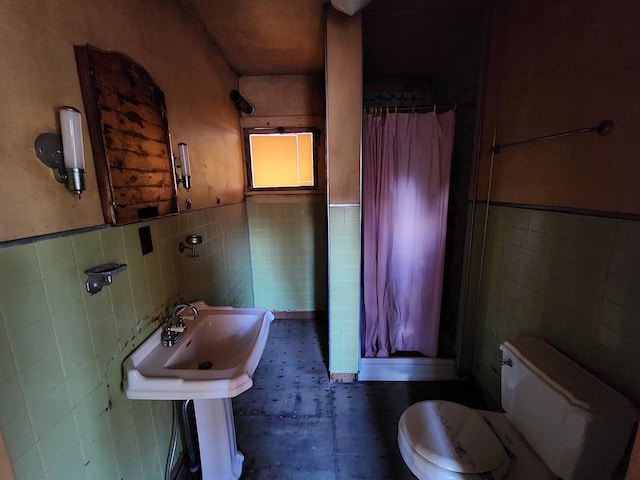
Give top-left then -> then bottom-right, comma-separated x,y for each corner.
178,143 -> 191,176
59,106 -> 84,170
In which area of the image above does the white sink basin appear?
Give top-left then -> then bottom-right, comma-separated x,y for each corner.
124,301 -> 274,400
124,301 -> 274,479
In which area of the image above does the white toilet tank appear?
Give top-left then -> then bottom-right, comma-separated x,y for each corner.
500,338 -> 637,480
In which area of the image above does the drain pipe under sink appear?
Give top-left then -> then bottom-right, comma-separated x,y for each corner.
181,400 -> 201,476
165,401 -> 180,480
166,400 -> 201,479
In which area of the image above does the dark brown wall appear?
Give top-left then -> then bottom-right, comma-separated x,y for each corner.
476,0 -> 640,216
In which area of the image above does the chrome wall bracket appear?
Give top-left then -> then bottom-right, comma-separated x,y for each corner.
85,263 -> 127,294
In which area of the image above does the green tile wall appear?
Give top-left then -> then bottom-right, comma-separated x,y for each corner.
173,203 -> 254,308
247,202 -> 327,312
0,203 -> 253,479
328,205 -> 361,374
470,204 -> 640,406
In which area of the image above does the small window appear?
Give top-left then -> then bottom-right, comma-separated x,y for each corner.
244,128 -> 319,191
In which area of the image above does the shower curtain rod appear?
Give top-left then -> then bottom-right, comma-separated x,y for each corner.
363,102 -> 474,115
491,119 -> 615,154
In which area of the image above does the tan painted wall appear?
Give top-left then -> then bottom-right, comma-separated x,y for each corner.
0,0 -> 242,242
475,0 -> 640,216
239,74 -> 325,121
326,8 -> 362,205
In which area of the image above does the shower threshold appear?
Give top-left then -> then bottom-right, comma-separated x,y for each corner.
358,356 -> 459,381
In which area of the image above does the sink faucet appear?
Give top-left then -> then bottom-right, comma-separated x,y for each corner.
161,303 -> 199,347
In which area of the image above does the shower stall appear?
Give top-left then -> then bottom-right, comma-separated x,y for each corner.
357,0 -> 488,379
358,102 -> 465,381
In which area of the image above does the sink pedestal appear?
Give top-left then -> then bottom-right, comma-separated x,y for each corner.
194,398 -> 244,480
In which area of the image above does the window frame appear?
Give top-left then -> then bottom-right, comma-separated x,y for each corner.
243,126 -> 322,193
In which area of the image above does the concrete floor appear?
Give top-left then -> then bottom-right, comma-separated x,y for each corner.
229,317 -> 486,480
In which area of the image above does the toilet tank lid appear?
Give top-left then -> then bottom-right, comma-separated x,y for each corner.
500,338 -> 638,419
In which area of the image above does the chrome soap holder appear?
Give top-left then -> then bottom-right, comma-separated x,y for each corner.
179,235 -> 203,257
85,263 -> 127,294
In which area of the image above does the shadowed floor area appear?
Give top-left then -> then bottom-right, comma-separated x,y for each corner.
231,317 -> 486,480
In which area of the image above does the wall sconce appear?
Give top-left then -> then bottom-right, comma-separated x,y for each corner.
174,142 -> 192,190
34,106 -> 86,198
230,90 -> 255,116
179,235 -> 203,257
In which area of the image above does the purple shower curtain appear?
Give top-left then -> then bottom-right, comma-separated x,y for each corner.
362,111 -> 455,358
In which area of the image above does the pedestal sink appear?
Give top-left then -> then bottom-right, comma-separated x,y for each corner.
124,301 -> 274,480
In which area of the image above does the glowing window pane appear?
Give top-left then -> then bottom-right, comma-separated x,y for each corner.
297,133 -> 313,186
249,132 -> 315,188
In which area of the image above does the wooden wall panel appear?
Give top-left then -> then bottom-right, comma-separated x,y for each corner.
75,44 -> 178,224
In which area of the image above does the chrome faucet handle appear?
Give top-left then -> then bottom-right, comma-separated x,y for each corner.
161,303 -> 199,347
167,323 -> 186,333
172,303 -> 199,321
161,317 -> 185,346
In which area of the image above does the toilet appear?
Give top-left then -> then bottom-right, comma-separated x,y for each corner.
398,338 -> 638,480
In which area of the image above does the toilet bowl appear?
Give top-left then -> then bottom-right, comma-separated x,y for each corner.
398,401 -> 554,479
398,400 -> 509,479
398,339 -> 638,480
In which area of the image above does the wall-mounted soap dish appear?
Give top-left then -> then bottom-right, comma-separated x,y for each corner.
179,234 -> 203,257
85,263 -> 127,294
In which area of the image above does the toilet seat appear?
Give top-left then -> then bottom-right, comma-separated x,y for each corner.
398,400 -> 510,479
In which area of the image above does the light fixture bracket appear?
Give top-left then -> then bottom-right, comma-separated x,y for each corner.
175,170 -> 192,190
34,132 -> 67,183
